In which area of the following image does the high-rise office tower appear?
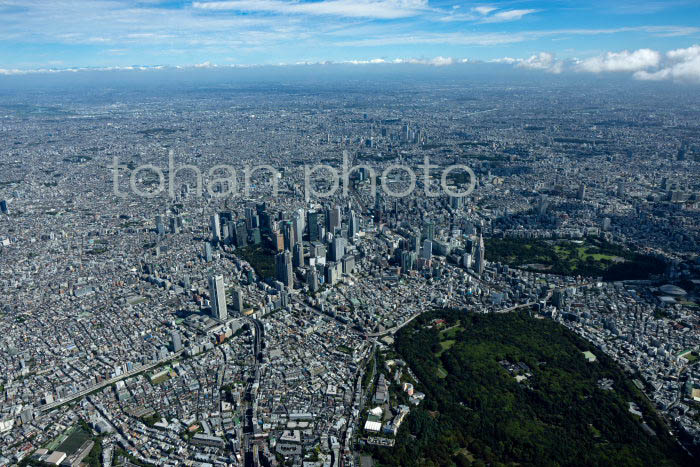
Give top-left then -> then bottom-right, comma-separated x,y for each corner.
235,221 -> 248,247
208,274 -> 227,321
0,199 -> 8,214
423,220 -> 435,241
330,236 -> 345,262
308,211 -> 320,241
171,330 -> 182,352
293,242 -> 304,268
422,239 -> 432,260
410,234 -> 421,253
232,288 -> 244,314
348,210 -> 359,238
475,234 -> 485,275
274,232 -> 284,251
400,250 -> 415,274
577,183 -> 586,201
283,221 -> 295,251
204,243 -> 213,262
374,193 -> 384,224
210,214 -> 221,242
169,217 -> 179,234
306,268 -> 319,292
331,205 -> 342,233
293,212 -> 304,244
275,250 -> 294,288
225,220 -> 235,244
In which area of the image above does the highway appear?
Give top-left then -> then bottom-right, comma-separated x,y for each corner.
242,316 -> 263,467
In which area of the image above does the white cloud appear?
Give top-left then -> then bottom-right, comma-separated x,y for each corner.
473,6 -> 497,16
490,52 -> 563,73
340,56 -> 455,66
634,44 -> 700,82
426,56 -> 454,66
481,9 -> 538,23
488,57 -> 518,64
666,44 -> 700,61
192,0 -> 429,19
575,48 -> 660,72
517,52 -> 563,73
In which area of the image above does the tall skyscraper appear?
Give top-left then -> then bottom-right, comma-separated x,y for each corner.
171,330 -> 182,352
308,211 -> 320,241
204,243 -> 213,262
293,242 -> 304,268
400,250 -> 415,274
330,236 -> 345,262
283,221 -> 295,251
332,205 -> 342,233
306,268 -> 319,292
475,234 -> 485,275
293,213 -> 304,244
326,206 -> 341,234
210,214 -> 221,242
577,183 -> 586,201
235,221 -> 248,247
0,199 -> 8,214
274,231 -> 284,251
422,239 -> 432,261
232,288 -> 244,314
208,274 -> 227,321
348,210 -> 359,238
423,220 -> 435,241
275,250 -> 293,288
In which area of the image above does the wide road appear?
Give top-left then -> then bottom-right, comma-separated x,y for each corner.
38,350 -> 184,412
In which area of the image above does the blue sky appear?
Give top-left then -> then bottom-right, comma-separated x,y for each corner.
1,1 -> 699,82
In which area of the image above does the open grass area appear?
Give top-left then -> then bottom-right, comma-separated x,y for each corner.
486,237 -> 665,280
55,426 -> 91,455
679,351 -> 699,364
151,373 -> 171,385
437,340 -> 456,357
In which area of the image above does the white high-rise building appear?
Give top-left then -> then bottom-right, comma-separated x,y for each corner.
208,274 -> 227,320
210,214 -> 221,242
331,236 -> 345,262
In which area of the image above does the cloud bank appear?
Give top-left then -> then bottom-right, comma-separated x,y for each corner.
2,47 -> 699,84
575,49 -> 661,73
634,45 -> 700,82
